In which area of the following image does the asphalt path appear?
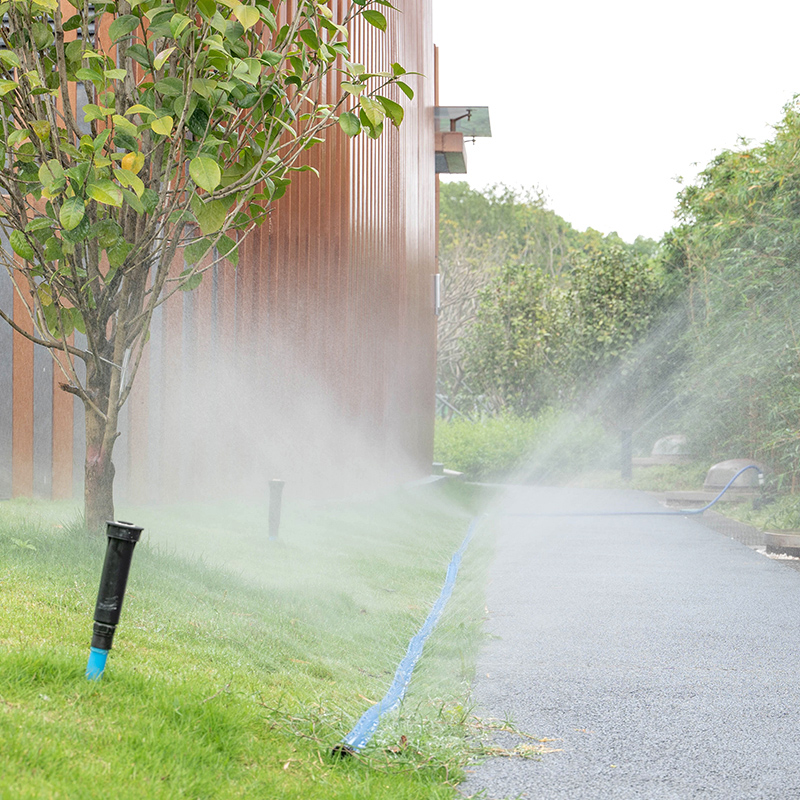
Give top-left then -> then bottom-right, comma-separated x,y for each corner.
460,486 -> 800,799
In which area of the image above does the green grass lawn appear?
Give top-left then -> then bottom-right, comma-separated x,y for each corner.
0,481 -> 495,800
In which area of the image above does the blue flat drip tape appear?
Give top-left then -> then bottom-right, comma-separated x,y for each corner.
336,516 -> 482,755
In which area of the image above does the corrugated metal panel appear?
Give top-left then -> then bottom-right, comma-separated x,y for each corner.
11,285 -> 34,498
0,242 -> 13,500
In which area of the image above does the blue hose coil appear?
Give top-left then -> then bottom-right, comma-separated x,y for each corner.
86,647 -> 109,680
504,465 -> 763,518
339,516 -> 482,753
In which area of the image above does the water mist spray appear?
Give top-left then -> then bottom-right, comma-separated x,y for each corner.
86,521 -> 143,680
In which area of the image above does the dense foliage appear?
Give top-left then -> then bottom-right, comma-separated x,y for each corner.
436,182 -> 659,417
663,100 -> 800,489
458,243 -> 664,417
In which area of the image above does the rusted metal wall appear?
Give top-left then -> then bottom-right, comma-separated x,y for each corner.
0,1 -> 436,503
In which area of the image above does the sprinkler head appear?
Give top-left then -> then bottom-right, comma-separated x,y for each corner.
269,479 -> 285,541
86,520 -> 143,680
330,743 -> 357,759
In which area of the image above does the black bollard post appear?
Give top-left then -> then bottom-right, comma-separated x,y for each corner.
620,428 -> 633,481
86,520 -> 143,680
269,479 -> 285,541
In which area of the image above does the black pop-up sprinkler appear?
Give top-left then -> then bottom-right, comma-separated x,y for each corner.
86,520 -> 143,680
269,479 -> 285,541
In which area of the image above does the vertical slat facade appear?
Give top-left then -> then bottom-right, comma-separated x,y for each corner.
1,0 -> 436,503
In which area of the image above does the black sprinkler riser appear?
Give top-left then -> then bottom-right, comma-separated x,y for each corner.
269,479 -> 285,540
86,521 -> 143,677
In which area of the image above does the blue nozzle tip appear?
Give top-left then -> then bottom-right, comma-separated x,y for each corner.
86,647 -> 109,680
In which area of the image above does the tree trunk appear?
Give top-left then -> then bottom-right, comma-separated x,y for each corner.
84,403 -> 116,535
83,360 -> 118,535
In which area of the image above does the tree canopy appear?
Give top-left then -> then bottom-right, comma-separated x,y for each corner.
661,100 -> 800,485
436,182 -> 660,417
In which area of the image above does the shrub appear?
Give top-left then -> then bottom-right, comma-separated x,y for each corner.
434,411 -> 613,483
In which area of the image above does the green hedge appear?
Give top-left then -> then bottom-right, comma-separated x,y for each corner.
434,411 -> 613,482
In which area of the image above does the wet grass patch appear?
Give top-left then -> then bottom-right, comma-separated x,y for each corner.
0,481 -> 495,799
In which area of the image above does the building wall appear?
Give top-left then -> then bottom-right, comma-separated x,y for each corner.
0,1 -> 437,504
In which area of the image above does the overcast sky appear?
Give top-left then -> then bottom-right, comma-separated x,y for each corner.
432,0 -> 800,243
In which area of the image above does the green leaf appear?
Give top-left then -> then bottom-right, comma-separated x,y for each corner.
184,238 -> 212,265
362,9 -> 387,31
90,219 -> 124,249
0,79 -> 18,97
217,234 -> 239,266
126,44 -> 153,68
190,156 -> 222,192
233,4 -> 260,29
108,15 -> 140,42
154,77 -> 183,96
62,215 -> 91,243
0,51 -> 21,69
87,180 -> 124,207
191,196 -> 228,234
59,196 -> 86,230
153,47 -> 176,71
377,94 -> 404,127
42,303 -> 64,336
9,230 -> 35,261
261,50 -> 282,67
191,78 -> 217,98
121,188 -> 145,214
359,96 -> 384,127
298,28 -> 319,48
43,236 -> 64,262
75,67 -> 104,83
150,116 -> 174,136
338,111 -> 361,137
8,129 -> 28,147
359,108 -> 383,139
93,129 -> 111,153
125,104 -> 156,117
83,104 -> 115,122
115,167 -> 145,197
107,239 -> 133,269
112,114 -> 139,137
341,82 -> 365,96
179,269 -> 203,291
25,217 -> 55,233
70,308 -> 86,335
187,107 -> 210,137
257,2 -> 276,29
141,188 -> 159,214
32,21 -> 54,48
38,160 -> 65,191
396,80 -> 414,100
170,13 -> 192,38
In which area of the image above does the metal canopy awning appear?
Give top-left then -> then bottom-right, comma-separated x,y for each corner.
434,106 -> 492,138
434,106 -> 491,174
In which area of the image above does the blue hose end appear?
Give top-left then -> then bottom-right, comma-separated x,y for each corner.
86,647 -> 109,680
